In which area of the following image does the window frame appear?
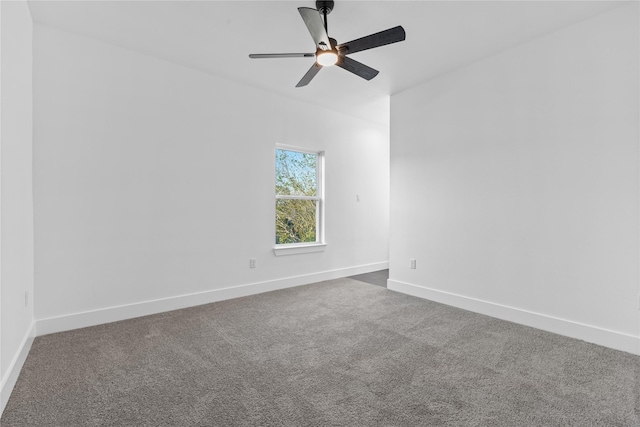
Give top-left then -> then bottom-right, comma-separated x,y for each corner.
273,144 -> 326,256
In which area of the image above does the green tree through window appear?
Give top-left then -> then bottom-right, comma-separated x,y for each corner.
275,148 -> 321,245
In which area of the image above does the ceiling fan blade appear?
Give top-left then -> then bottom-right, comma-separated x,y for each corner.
336,56 -> 379,81
298,7 -> 332,51
249,53 -> 315,59
296,63 -> 323,87
337,26 -> 406,55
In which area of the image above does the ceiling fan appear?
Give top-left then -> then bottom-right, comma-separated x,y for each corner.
249,0 -> 406,87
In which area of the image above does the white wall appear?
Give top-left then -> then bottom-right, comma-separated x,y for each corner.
0,0 -> 36,412
32,24 -> 389,332
389,4 -> 639,355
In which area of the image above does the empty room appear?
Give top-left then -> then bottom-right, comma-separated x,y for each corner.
1,0 -> 639,425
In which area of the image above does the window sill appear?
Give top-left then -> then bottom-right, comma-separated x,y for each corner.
273,243 -> 327,256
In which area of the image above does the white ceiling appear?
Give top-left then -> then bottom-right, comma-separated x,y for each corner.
28,0 -> 623,125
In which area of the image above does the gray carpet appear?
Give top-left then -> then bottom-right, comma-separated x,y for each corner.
2,278 -> 639,426
348,269 -> 389,288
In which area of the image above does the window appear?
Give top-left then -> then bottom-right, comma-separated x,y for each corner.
274,146 -> 325,255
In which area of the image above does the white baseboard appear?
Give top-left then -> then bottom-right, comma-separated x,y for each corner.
1,321 -> 36,415
36,261 -> 389,337
388,279 -> 640,356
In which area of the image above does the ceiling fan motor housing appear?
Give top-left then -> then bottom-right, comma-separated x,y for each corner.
316,1 -> 334,15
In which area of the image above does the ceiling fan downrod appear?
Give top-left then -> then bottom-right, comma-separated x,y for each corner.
316,0 -> 334,33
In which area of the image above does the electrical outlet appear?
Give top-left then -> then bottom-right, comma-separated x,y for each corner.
250,258 -> 256,269
410,259 -> 416,269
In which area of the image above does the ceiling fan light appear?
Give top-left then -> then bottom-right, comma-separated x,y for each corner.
317,51 -> 338,67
